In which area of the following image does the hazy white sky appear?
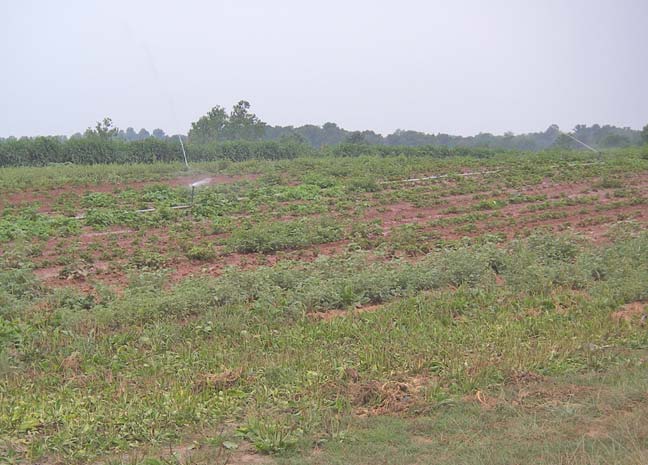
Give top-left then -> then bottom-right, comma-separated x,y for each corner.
1,0 -> 647,137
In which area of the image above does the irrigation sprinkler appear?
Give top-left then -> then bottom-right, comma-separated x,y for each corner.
190,178 -> 212,206
69,178 -> 212,220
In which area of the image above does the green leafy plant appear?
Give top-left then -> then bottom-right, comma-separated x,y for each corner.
238,418 -> 302,454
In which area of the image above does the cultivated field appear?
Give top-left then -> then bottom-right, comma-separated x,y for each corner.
2,148 -> 648,464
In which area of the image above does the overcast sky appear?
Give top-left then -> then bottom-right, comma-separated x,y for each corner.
1,0 -> 646,137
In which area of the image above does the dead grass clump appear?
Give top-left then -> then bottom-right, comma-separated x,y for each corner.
506,370 -> 546,385
351,376 -> 429,415
193,368 -> 244,393
512,381 -> 592,407
61,351 -> 82,373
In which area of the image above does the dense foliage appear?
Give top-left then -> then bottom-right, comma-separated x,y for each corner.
0,137 -> 305,166
188,100 -> 266,143
0,137 -> 510,167
2,101 -> 646,166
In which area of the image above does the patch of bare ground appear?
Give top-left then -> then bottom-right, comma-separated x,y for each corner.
511,380 -> 593,409
366,174 -> 648,235
26,196 -> 648,294
15,173 -> 648,294
432,193 -> 641,238
28,238 -> 356,295
93,435 -> 273,465
611,301 -> 647,324
3,173 -> 258,213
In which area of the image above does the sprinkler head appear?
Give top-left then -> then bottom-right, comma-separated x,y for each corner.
189,178 -> 211,206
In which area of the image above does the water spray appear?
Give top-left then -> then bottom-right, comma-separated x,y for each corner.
70,178 -> 213,220
190,178 -> 212,205
560,131 -> 602,161
178,135 -> 189,169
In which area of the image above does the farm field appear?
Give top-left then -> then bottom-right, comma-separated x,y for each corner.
2,148 -> 648,464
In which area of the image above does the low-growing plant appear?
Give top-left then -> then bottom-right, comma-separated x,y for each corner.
238,418 -> 302,454
185,244 -> 216,261
129,250 -> 168,270
227,217 -> 343,253
594,177 -> 624,189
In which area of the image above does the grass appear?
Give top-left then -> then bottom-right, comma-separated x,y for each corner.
2,232 -> 648,462
1,147 -> 648,464
283,358 -> 648,465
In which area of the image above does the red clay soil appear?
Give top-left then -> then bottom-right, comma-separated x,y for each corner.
365,174 -> 648,239
364,180 -> 596,232
13,172 -> 648,294
29,210 -> 648,293
3,173 -> 257,213
29,230 -> 356,294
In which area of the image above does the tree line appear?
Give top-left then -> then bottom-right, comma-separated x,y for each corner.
181,101 -> 648,150
0,116 -> 500,167
1,100 -> 647,167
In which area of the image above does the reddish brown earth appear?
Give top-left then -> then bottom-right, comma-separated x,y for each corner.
611,302 -> 646,323
9,172 -> 648,295
2,173 -> 258,213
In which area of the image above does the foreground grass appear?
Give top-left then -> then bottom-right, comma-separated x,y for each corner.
2,149 -> 648,464
2,229 -> 648,463
92,357 -> 648,465
288,358 -> 648,465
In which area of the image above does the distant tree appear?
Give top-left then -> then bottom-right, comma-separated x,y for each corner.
359,130 -> 383,145
138,128 -> 151,139
297,124 -> 328,147
85,117 -> 118,140
278,131 -> 307,144
321,122 -> 346,145
344,131 -> 367,144
188,105 -> 229,143
642,124 -> 648,144
601,133 -> 631,148
152,128 -> 166,139
473,132 -> 497,147
385,129 -> 434,146
227,100 -> 266,141
124,127 -> 138,141
189,101 -> 266,143
536,124 -> 561,148
552,133 -> 576,150
322,122 -> 339,131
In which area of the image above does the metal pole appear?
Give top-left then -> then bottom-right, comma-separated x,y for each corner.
178,135 -> 189,168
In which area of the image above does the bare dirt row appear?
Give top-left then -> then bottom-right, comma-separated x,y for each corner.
22,172 -> 648,294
